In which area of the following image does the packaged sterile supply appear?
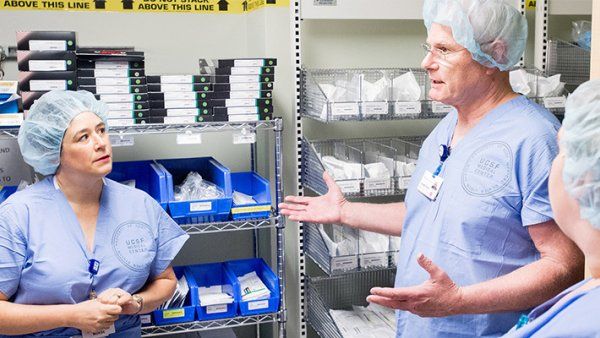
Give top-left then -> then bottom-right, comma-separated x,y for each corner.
233,191 -> 257,205
392,71 -> 422,101
173,172 -> 224,202
361,76 -> 390,102
329,304 -> 396,338
237,271 -> 271,301
197,285 -> 234,307
160,274 -> 190,310
16,31 -> 76,51
359,230 -> 390,269
509,69 -> 566,98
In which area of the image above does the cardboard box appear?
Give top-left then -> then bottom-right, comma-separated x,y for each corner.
16,31 -> 76,51
214,75 -> 274,84
214,66 -> 275,76
147,75 -> 212,84
149,91 -> 212,101
148,83 -> 212,93
17,51 -> 76,71
77,60 -> 145,70
213,82 -> 273,92
18,71 -> 77,91
95,93 -> 148,103
76,48 -> 144,62
106,101 -> 149,111
212,58 -> 277,67
77,77 -> 146,86
78,85 -> 148,94
78,68 -> 145,78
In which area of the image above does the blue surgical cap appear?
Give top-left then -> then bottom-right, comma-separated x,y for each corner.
18,90 -> 108,176
423,0 -> 528,71
561,79 -> 600,230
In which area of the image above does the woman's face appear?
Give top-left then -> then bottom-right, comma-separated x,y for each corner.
421,23 -> 493,107
59,111 -> 112,178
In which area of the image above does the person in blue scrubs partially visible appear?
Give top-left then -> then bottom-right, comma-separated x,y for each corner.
0,91 -> 189,337
280,0 -> 584,337
502,80 -> 600,337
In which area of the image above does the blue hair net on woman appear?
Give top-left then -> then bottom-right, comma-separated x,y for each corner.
423,0 -> 527,71
18,90 -> 108,176
561,79 -> 600,230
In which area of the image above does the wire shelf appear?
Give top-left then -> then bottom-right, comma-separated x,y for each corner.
305,222 -> 399,276
301,68 -> 436,122
179,214 -> 281,235
306,269 -> 396,338
301,137 -> 420,198
512,68 -> 568,116
0,119 -> 282,139
141,312 -> 281,337
547,39 -> 590,88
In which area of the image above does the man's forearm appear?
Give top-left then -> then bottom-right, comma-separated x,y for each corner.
340,201 -> 405,236
0,302 -> 71,334
457,256 -> 584,314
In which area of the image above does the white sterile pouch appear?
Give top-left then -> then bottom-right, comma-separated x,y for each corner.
333,224 -> 358,256
509,69 -> 531,96
392,72 -> 422,101
364,162 -> 391,179
233,191 -> 256,205
362,77 -> 390,101
359,230 -> 389,254
537,74 -> 565,97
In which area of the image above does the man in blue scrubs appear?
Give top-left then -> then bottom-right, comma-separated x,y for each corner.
280,0 -> 584,336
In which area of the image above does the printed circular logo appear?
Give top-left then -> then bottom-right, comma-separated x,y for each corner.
112,221 -> 154,272
461,141 -> 513,196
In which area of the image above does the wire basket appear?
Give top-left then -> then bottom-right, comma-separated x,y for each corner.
547,39 -> 590,88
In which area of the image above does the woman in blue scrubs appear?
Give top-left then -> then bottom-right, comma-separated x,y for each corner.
0,91 -> 189,337
502,80 -> 600,337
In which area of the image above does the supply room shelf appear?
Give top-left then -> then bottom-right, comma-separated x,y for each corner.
141,311 -> 281,337
180,214 -> 281,235
549,0 -> 592,15
306,269 -> 396,338
0,119 -> 282,139
300,0 -> 424,20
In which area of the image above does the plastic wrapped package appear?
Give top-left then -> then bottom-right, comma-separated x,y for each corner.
174,171 -> 224,201
319,224 -> 358,257
392,72 -> 422,101
572,20 -> 592,50
361,76 -> 390,102
321,156 -> 363,180
509,69 -> 565,98
232,190 -> 256,205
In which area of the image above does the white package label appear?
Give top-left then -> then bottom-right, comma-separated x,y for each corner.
394,101 -> 421,115
230,67 -> 262,75
229,91 -> 265,99
109,135 -> 135,147
163,92 -> 196,100
331,256 -> 359,273
230,82 -> 261,91
161,84 -> 193,92
228,75 -> 260,83
543,96 -> 567,109
176,133 -> 202,145
30,80 -> 66,91
160,75 -> 193,83
337,180 -> 360,193
331,102 -> 359,116
432,101 -> 453,114
190,201 -> 212,212
363,102 -> 389,115
29,40 -> 66,51
233,131 -> 256,144
206,304 -> 228,314
107,102 -> 133,111
28,60 -> 67,71
228,114 -> 259,122
107,119 -> 135,127
99,94 -> 134,103
96,77 -> 130,86
364,178 -> 391,190
96,86 -> 129,94
164,100 -> 197,109
95,69 -> 128,78
234,60 -> 264,67
164,116 -> 196,125
225,107 -> 259,115
248,300 -> 269,311
94,61 -> 130,69
225,99 -> 255,107
166,108 -> 200,116
107,110 -> 133,119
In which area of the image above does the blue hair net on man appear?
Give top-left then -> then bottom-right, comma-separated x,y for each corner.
561,79 -> 600,230
423,0 -> 528,71
18,90 -> 108,176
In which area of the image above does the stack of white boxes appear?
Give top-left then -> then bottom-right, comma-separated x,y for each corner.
147,75 -> 214,124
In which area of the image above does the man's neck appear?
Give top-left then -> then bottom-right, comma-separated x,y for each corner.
55,170 -> 103,205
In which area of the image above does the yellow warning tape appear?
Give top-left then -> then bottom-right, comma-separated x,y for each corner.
231,205 -> 271,214
0,0 -> 289,13
526,0 -> 536,10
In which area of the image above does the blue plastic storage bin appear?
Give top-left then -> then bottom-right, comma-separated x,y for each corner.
107,160 -> 169,210
152,266 -> 196,326
157,157 -> 233,224
230,172 -> 272,220
185,263 -> 237,321
225,258 -> 280,316
0,186 -> 18,204
0,94 -> 19,114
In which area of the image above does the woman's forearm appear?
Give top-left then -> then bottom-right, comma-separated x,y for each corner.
135,277 -> 177,314
0,301 -> 72,335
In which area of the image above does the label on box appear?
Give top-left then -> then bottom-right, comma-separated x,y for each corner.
162,309 -> 185,319
96,77 -> 130,86
228,114 -> 259,122
248,300 -> 269,311
28,60 -> 67,71
230,67 -> 262,75
95,61 -> 130,69
363,102 -> 389,115
107,119 -> 135,127
107,110 -> 134,119
161,84 -> 193,92
30,80 -> 66,91
163,92 -> 196,100
543,96 -> 566,109
206,304 -> 228,314
82,324 -> 115,338
230,91 -> 263,99
29,40 -> 66,51
315,0 -> 337,5
228,75 -> 259,83
230,83 -> 260,91
394,101 -> 421,115
164,116 -> 196,125
0,81 -> 18,94
109,135 -> 135,147
176,133 -> 202,145
364,178 -> 391,190
190,201 -> 212,212
398,177 -> 412,190
107,102 -> 133,111
432,101 -> 453,114
166,108 -> 199,117
164,100 -> 197,109
360,253 -> 388,268
226,107 -> 258,115
331,103 -> 359,116
226,99 -> 255,107
140,314 -> 152,325
96,86 -> 129,94
160,75 -> 193,83
99,94 -> 134,103
233,130 -> 256,144
231,205 -> 271,214
234,60 -> 263,67
95,69 -> 128,78
337,180 -> 360,193
331,256 -> 358,272
0,113 -> 24,127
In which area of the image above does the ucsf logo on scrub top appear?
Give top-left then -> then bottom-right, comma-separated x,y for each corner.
461,141 -> 513,197
112,221 -> 155,272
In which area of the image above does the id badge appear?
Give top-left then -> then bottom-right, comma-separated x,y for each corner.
417,170 -> 444,201
82,324 -> 115,338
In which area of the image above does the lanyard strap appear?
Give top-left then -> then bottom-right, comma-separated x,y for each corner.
433,144 -> 451,177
